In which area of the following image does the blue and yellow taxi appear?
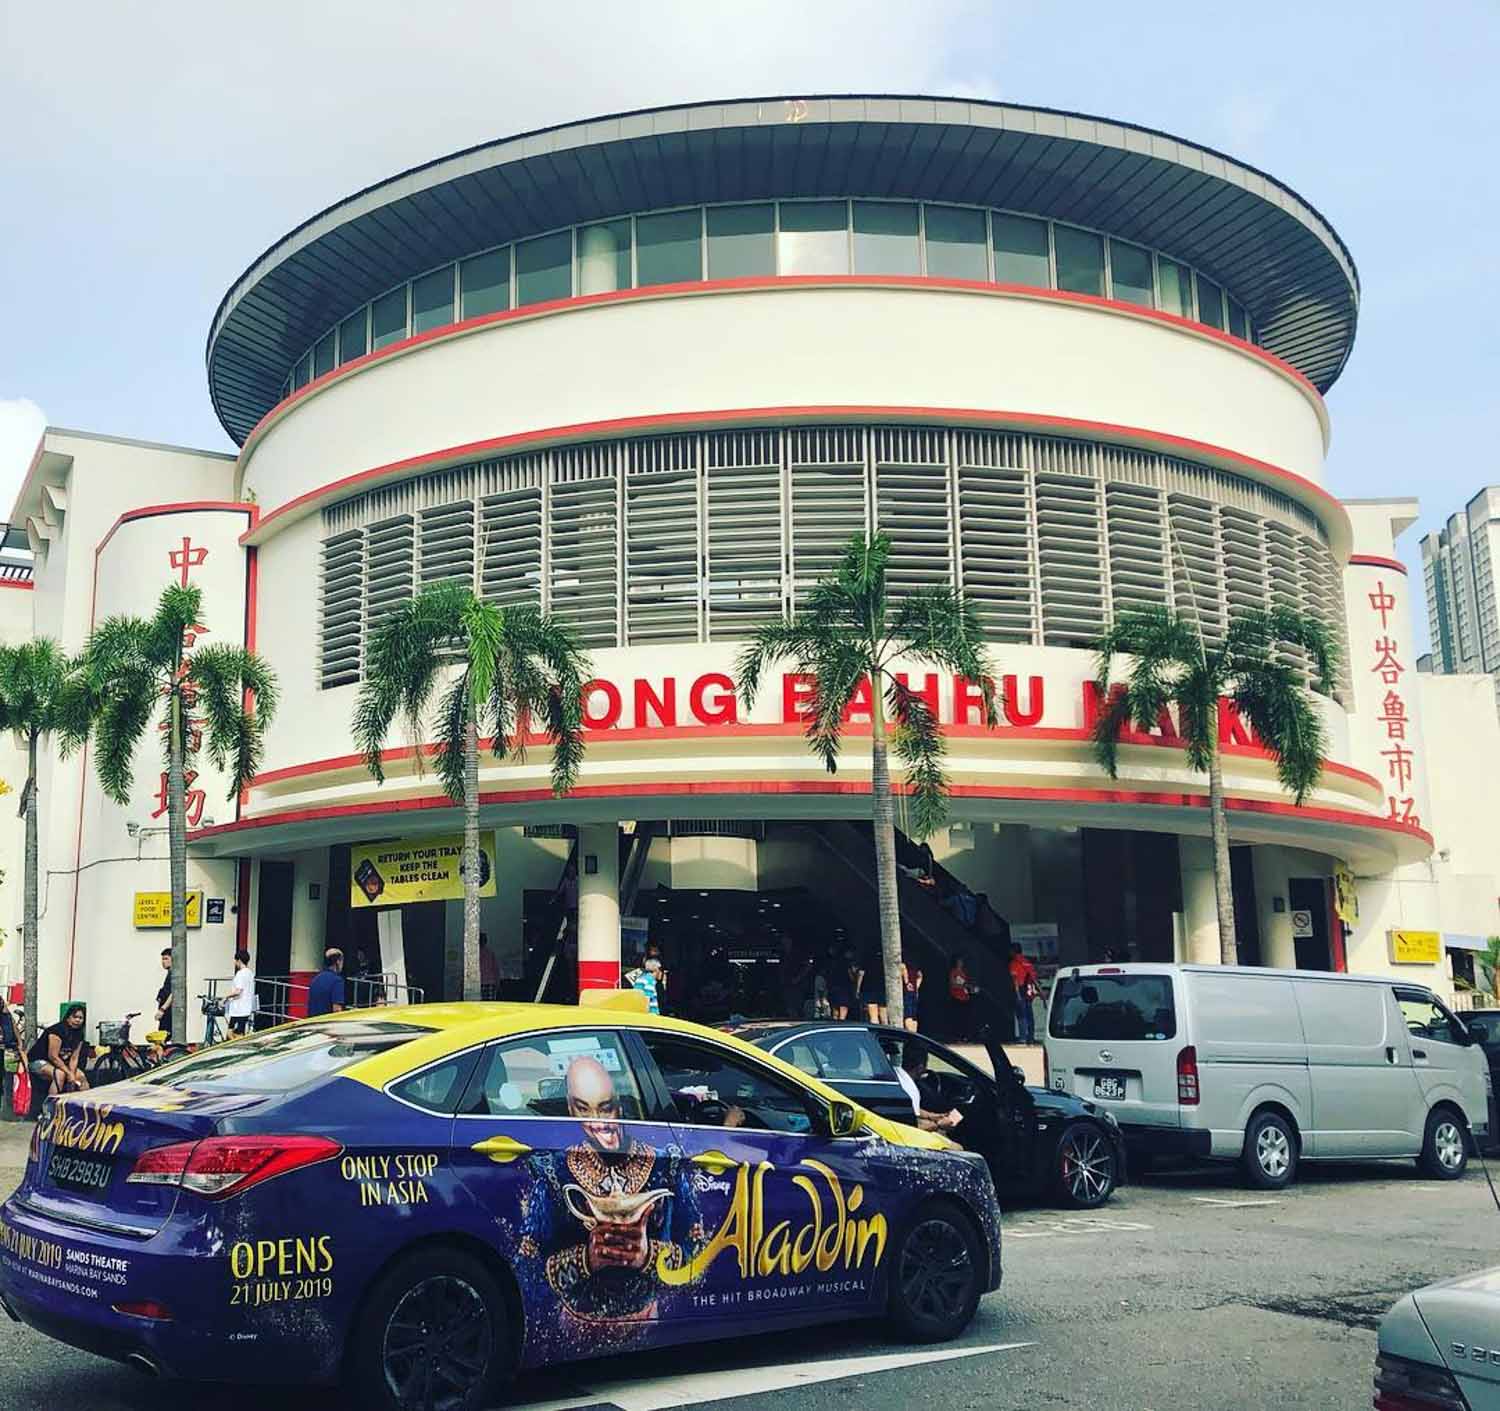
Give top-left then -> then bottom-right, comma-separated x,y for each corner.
0,995 -> 1002,1408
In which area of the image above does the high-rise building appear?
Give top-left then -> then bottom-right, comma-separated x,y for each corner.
1419,487 -> 1500,709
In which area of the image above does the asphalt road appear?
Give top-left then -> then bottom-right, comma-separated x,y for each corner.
2,1113 -> 1498,1411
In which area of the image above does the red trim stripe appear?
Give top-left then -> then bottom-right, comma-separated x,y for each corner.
1348,554 -> 1408,575
241,405 -> 1345,551
577,959 -> 620,992
239,275 -> 1326,460
0,579 -> 34,591
187,780 -> 1432,850
96,500 -> 259,557
236,858 -> 252,953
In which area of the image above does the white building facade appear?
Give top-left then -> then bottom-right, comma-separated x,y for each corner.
4,97 -> 1498,1034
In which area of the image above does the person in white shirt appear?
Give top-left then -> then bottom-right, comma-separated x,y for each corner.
225,948 -> 255,1036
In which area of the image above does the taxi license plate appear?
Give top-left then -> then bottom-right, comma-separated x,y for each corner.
1093,1074 -> 1126,1100
47,1149 -> 115,1196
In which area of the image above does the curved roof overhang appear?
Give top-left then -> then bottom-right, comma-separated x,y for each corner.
207,95 -> 1360,444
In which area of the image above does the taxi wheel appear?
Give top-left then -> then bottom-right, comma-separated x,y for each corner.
349,1246 -> 511,1411
887,1201 -> 983,1343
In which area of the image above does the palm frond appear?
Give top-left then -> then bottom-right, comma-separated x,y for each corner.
187,644 -> 280,796
353,588 -> 458,782
888,677 -> 948,837
92,668 -> 159,805
1225,606 -> 1338,694
890,587 -> 998,722
735,619 -> 823,711
1232,662 -> 1329,803
433,673 -> 471,804
804,640 -> 871,774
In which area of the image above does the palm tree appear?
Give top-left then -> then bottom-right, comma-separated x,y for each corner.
0,642 -> 93,1045
1092,605 -> 1335,965
352,582 -> 590,1001
736,533 -> 997,1019
83,584 -> 278,1041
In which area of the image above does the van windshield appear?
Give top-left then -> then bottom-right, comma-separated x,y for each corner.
1049,975 -> 1176,1041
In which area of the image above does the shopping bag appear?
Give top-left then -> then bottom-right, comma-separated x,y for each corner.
12,1067 -> 32,1116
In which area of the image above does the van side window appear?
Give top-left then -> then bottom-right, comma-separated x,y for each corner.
1048,975 -> 1176,1041
1395,991 -> 1462,1046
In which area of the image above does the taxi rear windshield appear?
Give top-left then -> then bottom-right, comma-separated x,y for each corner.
1049,975 -> 1176,1041
139,1021 -> 433,1094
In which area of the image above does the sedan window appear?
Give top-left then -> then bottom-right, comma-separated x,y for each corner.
460,1031 -> 644,1120
809,1030 -> 891,1081
1396,992 -> 1463,1046
643,1035 -> 815,1136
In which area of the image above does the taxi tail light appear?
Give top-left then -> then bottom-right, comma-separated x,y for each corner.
127,1136 -> 342,1200
1176,1046 -> 1200,1106
113,1300 -> 173,1322
1373,1351 -> 1471,1410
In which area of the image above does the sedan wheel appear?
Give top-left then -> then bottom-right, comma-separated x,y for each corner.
1056,1122 -> 1117,1208
888,1206 -> 983,1343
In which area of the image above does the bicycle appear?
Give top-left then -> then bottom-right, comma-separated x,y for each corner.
89,1013 -> 153,1087
199,994 -> 227,1045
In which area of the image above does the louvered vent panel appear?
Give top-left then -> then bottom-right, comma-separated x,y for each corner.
626,437 -> 700,644
365,515 -> 415,641
418,499 -> 475,590
480,499 -> 542,610
957,464 -> 1034,642
1221,508 -> 1267,618
1264,521 -> 1310,679
1167,494 -> 1224,646
550,447 -> 619,647
876,456 -> 952,601
1105,482 -> 1167,613
319,530 -> 363,688
1036,471 -> 1105,646
1300,536 -> 1352,702
790,453 -> 867,609
706,431 -> 783,637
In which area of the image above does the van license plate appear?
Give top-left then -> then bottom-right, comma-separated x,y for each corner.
1093,1074 -> 1126,1100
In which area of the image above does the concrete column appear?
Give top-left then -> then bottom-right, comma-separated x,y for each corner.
577,224 -> 624,295
577,822 -> 621,992
1252,846 -> 1297,968
1178,835 -> 1221,965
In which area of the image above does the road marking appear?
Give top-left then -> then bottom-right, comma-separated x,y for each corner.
508,1341 -> 1036,1410
1189,1197 -> 1281,1208
1007,1216 -> 1154,1239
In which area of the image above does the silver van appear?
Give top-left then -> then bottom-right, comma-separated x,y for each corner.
1042,964 -> 1494,1188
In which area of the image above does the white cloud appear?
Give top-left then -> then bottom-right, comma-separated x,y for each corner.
0,400 -> 45,524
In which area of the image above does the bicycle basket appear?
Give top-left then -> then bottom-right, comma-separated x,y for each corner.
97,1020 -> 131,1046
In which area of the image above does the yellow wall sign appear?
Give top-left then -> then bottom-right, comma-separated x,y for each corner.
133,891 -> 203,929
1388,929 -> 1442,965
1333,865 -> 1359,926
350,832 -> 498,908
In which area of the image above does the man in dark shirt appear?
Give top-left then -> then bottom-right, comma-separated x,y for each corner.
306,949 -> 346,1017
153,947 -> 173,1030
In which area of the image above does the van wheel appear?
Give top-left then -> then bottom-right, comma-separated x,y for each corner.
887,1202 -> 984,1343
347,1246 -> 511,1411
1418,1110 -> 1469,1180
1242,1111 -> 1297,1190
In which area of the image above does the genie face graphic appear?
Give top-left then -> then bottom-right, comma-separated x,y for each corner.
566,1055 -> 622,1153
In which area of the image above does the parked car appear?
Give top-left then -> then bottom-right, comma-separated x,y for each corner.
0,998 -> 1002,1407
1375,1264 -> 1500,1409
1043,963 -> 1493,1190
729,1020 -> 1125,1209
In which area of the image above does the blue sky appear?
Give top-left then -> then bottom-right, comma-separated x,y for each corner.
2,1 -> 1495,636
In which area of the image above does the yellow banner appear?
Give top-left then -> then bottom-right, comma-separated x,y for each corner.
350,832 -> 498,907
1333,865 -> 1359,926
1388,929 -> 1441,965
133,891 -> 203,928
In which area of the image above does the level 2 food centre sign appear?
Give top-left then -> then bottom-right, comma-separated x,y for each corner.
351,832 -> 498,907
133,891 -> 203,928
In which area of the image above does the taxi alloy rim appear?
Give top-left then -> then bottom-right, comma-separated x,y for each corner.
383,1274 -> 492,1411
899,1217 -> 974,1323
1257,1124 -> 1291,1179
1435,1119 -> 1465,1171
1059,1128 -> 1113,1203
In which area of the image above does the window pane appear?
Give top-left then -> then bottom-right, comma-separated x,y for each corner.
516,231 -> 572,306
706,203 -> 774,279
312,331 -> 336,379
809,1030 -> 890,1080
461,1030 -> 643,1119
577,219 -> 631,295
644,1034 -> 814,1135
992,213 -> 1050,286
371,287 -> 407,350
924,204 -> 987,280
460,249 -> 511,320
1195,273 -> 1225,329
338,309 -> 367,364
291,352 -> 312,391
1226,296 -> 1249,340
411,266 -> 455,334
1054,225 -> 1105,296
637,209 -> 702,287
1158,258 -> 1192,317
391,1052 -> 480,1115
1109,239 -> 1154,308
852,200 -> 918,275
1048,975 -> 1177,1041
777,200 -> 849,275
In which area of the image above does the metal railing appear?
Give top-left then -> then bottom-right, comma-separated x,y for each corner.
204,971 -> 426,1029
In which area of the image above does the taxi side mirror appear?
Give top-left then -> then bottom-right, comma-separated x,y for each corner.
828,1100 -> 864,1138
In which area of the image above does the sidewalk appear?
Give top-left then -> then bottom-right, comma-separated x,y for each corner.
0,1115 -> 30,1196
951,1041 -> 1045,1085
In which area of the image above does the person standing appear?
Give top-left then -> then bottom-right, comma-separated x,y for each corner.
225,949 -> 255,1036
625,955 -> 662,1014
306,949 -> 346,1017
948,954 -> 978,1040
28,1004 -> 89,1097
1008,942 -> 1039,1045
152,946 -> 173,1031
479,933 -> 500,1000
901,958 -> 924,1033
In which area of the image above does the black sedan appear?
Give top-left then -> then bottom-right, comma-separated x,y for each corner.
729,1021 -> 1125,1209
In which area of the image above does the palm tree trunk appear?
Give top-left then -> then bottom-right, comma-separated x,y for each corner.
1207,737 -> 1238,966
168,685 -> 188,1042
868,679 -> 903,1021
461,712 -> 481,1002
23,730 -> 39,1048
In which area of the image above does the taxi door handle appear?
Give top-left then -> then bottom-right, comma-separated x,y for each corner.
471,1134 -> 533,1164
690,1150 -> 739,1175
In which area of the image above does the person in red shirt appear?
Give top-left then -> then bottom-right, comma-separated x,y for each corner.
1008,943 -> 1039,1044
